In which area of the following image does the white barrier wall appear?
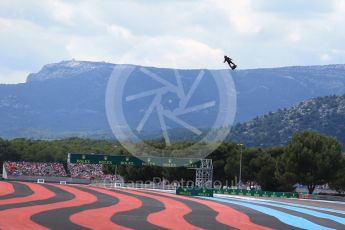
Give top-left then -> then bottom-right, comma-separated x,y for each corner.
5,175 -> 90,184
2,164 -> 7,179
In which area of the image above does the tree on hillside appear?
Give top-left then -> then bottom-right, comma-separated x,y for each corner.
329,154 -> 345,193
248,151 -> 279,191
281,131 -> 342,194
241,148 -> 261,187
0,138 -> 20,166
274,157 -> 297,192
209,143 -> 237,184
224,145 -> 242,186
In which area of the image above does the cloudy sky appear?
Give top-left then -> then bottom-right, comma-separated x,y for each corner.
0,0 -> 345,83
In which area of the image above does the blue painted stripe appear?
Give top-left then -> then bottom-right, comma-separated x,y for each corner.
256,199 -> 345,216
219,196 -> 345,226
202,196 -> 334,230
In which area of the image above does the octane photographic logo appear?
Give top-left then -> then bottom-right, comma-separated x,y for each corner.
105,42 -> 237,166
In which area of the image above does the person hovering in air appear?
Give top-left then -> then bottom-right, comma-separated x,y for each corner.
224,55 -> 237,70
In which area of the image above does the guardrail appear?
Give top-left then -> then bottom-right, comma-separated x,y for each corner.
90,180 -> 177,190
213,188 -> 299,198
176,187 -> 214,197
4,175 -> 90,184
175,187 -> 299,198
310,194 -> 345,202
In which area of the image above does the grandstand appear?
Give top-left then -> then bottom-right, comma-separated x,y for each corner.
68,163 -> 104,179
2,161 -> 122,184
4,161 -> 67,177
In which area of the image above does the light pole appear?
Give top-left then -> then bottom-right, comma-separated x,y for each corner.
237,143 -> 243,188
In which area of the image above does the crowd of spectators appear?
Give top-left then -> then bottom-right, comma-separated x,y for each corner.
68,163 -> 122,180
4,161 -> 67,177
101,174 -> 123,181
3,161 -> 122,180
68,163 -> 105,179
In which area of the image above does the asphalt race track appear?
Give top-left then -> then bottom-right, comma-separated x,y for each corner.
1,181 -> 345,229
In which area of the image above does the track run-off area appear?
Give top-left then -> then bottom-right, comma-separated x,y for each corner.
1,181 -> 345,229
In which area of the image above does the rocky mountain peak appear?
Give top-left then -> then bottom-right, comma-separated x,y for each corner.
26,60 -> 114,82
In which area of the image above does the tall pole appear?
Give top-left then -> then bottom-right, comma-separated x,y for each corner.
238,144 -> 243,188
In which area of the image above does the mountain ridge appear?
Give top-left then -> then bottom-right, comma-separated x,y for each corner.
228,93 -> 345,147
1,60 -> 345,140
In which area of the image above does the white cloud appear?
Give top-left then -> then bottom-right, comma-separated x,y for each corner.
0,17 -> 68,72
0,0 -> 344,83
44,0 -> 76,25
320,53 -> 331,61
65,36 -> 118,63
107,24 -> 132,39
119,36 -> 224,69
216,0 -> 264,35
288,32 -> 301,43
253,0 -> 334,15
0,66 -> 28,84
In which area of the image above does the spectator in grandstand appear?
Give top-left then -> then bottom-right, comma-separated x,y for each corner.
4,161 -> 67,177
68,163 -> 105,179
68,163 -> 121,181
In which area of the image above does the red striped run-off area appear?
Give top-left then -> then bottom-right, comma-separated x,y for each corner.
2,181 -> 344,229
0,181 -> 271,229
0,181 -> 15,196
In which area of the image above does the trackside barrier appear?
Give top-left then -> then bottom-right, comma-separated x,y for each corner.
213,188 -> 299,198
169,186 -> 344,201
176,187 -> 299,198
311,194 -> 345,202
176,187 -> 214,197
299,193 -> 312,199
37,179 -> 45,184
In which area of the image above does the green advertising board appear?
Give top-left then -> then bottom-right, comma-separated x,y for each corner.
213,188 -> 299,198
68,153 -> 201,168
176,187 -> 214,197
176,187 -> 298,198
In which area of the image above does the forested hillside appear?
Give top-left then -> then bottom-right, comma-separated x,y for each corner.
229,94 -> 345,147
